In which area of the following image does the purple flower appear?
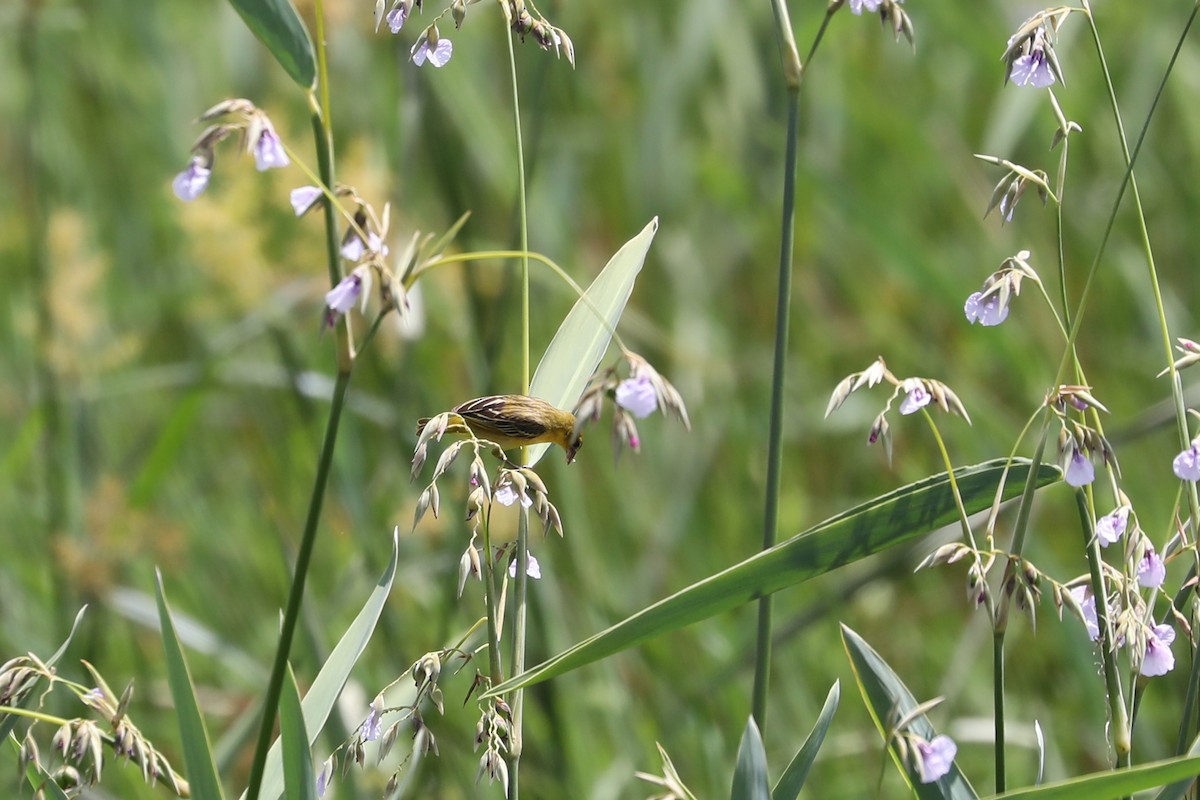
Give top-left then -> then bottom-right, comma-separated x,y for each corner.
290,185 -> 322,216
324,270 -> 367,329
412,37 -> 453,68
1063,445 -> 1095,488
615,375 -> 657,418
508,552 -> 541,580
363,698 -> 384,741
253,125 -> 290,171
1173,441 -> 1200,481
341,232 -> 388,262
916,735 -> 956,784
1069,586 -> 1100,641
964,291 -> 1009,326
1010,50 -> 1055,88
494,484 -> 532,508
386,4 -> 408,32
1095,506 -> 1129,547
899,384 -> 931,415
848,0 -> 882,14
1009,28 -> 1056,88
1138,548 -> 1166,589
316,756 -> 334,798
1141,624 -> 1176,677
172,156 -> 211,201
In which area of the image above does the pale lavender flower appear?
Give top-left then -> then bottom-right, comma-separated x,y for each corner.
363,697 -> 384,741
916,735 -> 957,784
172,156 -> 211,201
494,484 -> 532,509
316,756 -> 334,798
290,185 -> 322,216
1069,586 -> 1100,641
1173,441 -> 1200,481
848,0 -> 882,14
412,37 -> 453,68
1141,624 -> 1176,677
899,385 -> 931,415
386,4 -> 408,32
508,552 -> 541,580
964,291 -> 1009,326
324,269 -> 368,329
1138,548 -> 1166,589
1009,28 -> 1056,88
253,125 -> 290,171
1094,506 -> 1129,547
341,232 -> 388,262
1063,445 -> 1095,488
615,375 -> 657,418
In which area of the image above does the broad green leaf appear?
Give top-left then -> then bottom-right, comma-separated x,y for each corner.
157,571 -> 226,800
842,625 -> 977,800
731,717 -> 771,800
487,459 -> 1058,695
245,528 -> 399,800
0,606 -> 87,743
225,0 -> 315,88
280,666 -> 316,800
9,733 -> 71,800
526,218 -> 659,466
773,681 -> 840,800
984,755 -> 1200,799
1155,731 -> 1200,800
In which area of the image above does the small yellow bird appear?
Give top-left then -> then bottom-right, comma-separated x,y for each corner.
416,395 -> 583,464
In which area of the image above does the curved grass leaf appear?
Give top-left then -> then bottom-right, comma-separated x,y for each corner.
244,528 -> 399,800
225,0 -> 315,88
487,459 -> 1059,695
842,625 -> 977,800
157,570 -> 226,800
0,606 -> 87,743
732,717 -> 771,800
772,681 -> 840,800
280,666 -> 316,800
983,755 -> 1200,799
526,217 -> 659,466
1155,731 -> 1200,800
10,733 -> 71,800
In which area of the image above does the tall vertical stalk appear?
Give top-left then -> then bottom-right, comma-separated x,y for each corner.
503,7 -> 531,796
244,0 -> 350,796
752,0 -> 803,731
21,0 -> 75,630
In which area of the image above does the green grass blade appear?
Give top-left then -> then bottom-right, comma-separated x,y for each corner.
731,717 -> 771,800
244,528 -> 399,800
772,681 -> 840,800
225,0 -> 315,87
0,606 -> 87,743
982,755 -> 1200,799
280,665 -> 316,800
842,625 -> 977,799
156,570 -> 226,800
9,733 -> 71,800
1154,731 -> 1200,800
526,217 -> 659,466
486,459 -> 1059,695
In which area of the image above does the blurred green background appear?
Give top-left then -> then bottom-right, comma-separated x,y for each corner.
5,0 -> 1200,796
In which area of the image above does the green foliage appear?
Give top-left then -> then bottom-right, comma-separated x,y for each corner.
772,681 -> 839,800
731,717 -> 771,800
280,666 -> 316,800
157,572 -> 226,800
223,0 -> 315,87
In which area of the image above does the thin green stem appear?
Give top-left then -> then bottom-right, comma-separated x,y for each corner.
503,12 -> 531,797
244,3 -> 347,795
993,632 -> 1006,792
1075,490 -> 1131,760
752,77 -> 800,733
20,0 -> 73,627
244,372 -> 351,800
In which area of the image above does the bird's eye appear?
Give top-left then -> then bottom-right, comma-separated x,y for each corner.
566,434 -> 583,463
